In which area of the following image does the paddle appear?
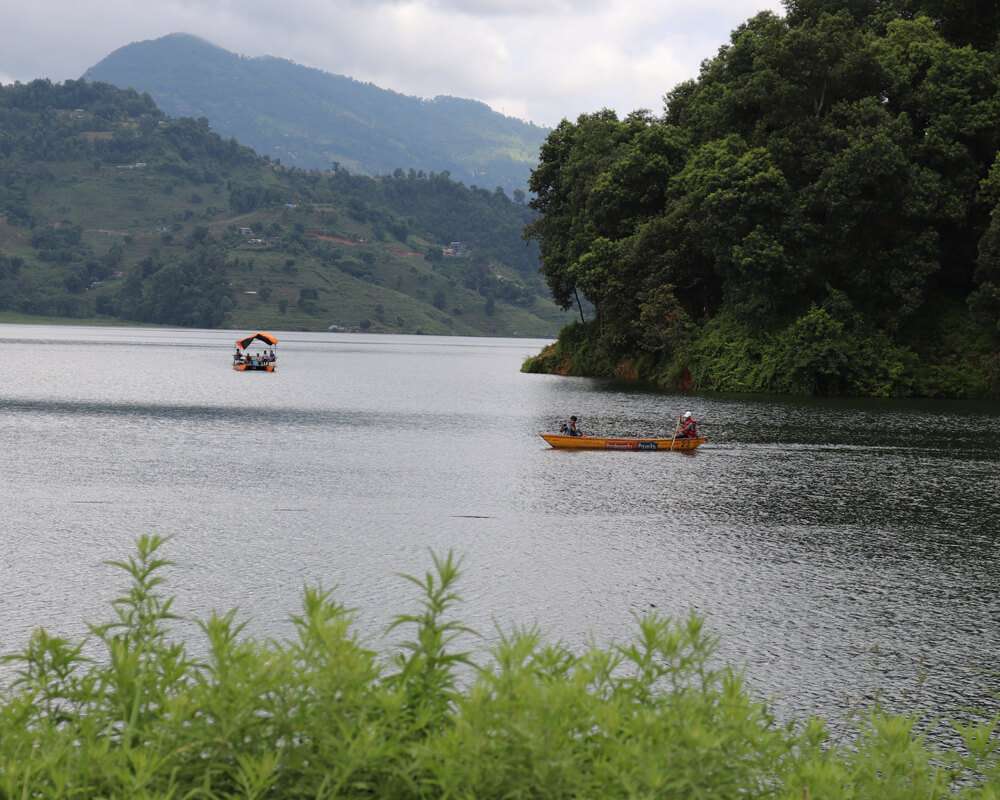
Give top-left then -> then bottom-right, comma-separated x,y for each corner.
669,415 -> 681,450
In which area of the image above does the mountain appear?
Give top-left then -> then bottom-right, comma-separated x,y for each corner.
82,34 -> 549,192
0,79 -> 571,335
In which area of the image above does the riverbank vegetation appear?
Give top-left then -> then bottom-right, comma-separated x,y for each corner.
525,0 -> 1000,397
1,535 -> 998,798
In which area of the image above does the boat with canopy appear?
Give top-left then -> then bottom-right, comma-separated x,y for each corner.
233,331 -> 278,372
539,433 -> 706,451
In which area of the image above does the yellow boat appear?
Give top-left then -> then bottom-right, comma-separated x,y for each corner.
540,433 -> 707,451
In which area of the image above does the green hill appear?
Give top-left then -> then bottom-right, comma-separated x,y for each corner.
82,33 -> 549,193
0,79 -> 571,335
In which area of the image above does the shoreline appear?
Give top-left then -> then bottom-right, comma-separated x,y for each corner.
522,332 -> 1000,401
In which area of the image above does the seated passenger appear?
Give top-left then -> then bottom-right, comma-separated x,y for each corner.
559,415 -> 582,436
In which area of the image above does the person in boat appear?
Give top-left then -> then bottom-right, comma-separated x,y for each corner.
560,415 -> 582,436
677,411 -> 699,439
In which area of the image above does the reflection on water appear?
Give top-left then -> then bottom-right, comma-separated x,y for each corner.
1,323 -> 998,729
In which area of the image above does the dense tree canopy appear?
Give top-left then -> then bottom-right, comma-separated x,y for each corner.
527,0 -> 1000,397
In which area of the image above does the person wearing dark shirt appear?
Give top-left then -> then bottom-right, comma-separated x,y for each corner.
560,415 -> 582,436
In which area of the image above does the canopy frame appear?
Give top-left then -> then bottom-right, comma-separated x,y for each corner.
235,332 -> 278,350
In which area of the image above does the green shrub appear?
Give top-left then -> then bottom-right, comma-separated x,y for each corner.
522,321 -> 621,377
686,314 -> 774,393
681,308 -> 920,397
769,306 -> 918,397
1,536 -> 998,798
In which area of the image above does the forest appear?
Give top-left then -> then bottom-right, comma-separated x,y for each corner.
525,0 -> 1000,397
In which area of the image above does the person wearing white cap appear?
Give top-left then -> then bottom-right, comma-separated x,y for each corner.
677,411 -> 699,439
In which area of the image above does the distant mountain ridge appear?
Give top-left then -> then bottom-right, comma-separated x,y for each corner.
82,33 -> 548,191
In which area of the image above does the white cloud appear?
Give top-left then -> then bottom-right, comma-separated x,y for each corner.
0,0 -> 784,126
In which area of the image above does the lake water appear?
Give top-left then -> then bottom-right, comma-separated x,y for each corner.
1,324 -> 999,728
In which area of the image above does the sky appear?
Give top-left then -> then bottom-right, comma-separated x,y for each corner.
0,0 -> 784,127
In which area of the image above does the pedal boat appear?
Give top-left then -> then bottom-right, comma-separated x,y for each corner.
233,331 -> 278,372
540,433 -> 706,451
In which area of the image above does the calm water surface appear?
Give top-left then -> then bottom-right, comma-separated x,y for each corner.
1,324 -> 998,726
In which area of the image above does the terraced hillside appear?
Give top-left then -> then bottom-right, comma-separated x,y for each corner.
0,80 -> 570,336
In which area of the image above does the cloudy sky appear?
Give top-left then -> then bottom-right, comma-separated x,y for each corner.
0,0 -> 783,126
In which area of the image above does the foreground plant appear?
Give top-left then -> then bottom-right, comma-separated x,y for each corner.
0,535 -> 997,798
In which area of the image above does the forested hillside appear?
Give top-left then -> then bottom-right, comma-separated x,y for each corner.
525,0 -> 1000,398
83,34 -> 548,193
0,79 -> 570,335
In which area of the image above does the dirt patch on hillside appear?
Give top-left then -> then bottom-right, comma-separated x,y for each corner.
307,232 -> 360,246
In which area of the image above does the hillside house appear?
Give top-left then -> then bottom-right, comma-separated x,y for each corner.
442,241 -> 468,258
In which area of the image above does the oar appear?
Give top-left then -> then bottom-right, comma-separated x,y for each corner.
669,416 -> 680,451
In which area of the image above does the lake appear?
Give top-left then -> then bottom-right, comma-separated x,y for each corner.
1,324 -> 998,728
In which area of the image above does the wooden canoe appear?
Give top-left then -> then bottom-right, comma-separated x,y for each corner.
540,433 -> 706,451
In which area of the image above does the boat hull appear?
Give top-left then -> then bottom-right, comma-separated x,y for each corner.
233,363 -> 275,372
540,433 -> 706,451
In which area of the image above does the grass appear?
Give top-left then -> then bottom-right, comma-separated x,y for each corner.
1,535 -> 998,798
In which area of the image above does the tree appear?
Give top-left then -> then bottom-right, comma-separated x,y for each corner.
524,0 -> 1000,396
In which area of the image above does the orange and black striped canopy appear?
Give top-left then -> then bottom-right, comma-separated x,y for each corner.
235,331 -> 278,350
